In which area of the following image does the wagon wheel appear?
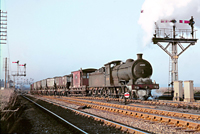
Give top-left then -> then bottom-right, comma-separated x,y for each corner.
61,92 -> 64,96
131,91 -> 137,99
94,90 -> 97,97
119,95 -> 124,103
105,89 -> 109,98
68,91 -> 71,96
115,88 -> 119,98
64,91 -> 67,96
58,92 -> 61,96
54,91 -> 57,96
100,89 -> 104,97
92,89 -> 96,97
107,89 -> 111,98
97,89 -> 101,97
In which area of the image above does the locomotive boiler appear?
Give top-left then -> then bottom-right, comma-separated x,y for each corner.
89,54 -> 159,100
112,54 -> 152,83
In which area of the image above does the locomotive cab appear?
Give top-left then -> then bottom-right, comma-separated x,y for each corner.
104,60 -> 122,86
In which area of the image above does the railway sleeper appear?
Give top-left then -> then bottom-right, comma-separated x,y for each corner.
154,116 -> 162,122
187,122 -> 200,130
135,113 -> 143,118
115,124 -> 122,129
182,114 -> 191,119
121,126 -> 128,133
126,111 -> 132,115
105,121 -> 112,126
147,115 -> 156,121
191,115 -> 200,120
169,119 -> 178,125
144,109 -> 151,113
177,120 -> 188,127
150,109 -> 157,114
167,112 -> 176,116
156,111 -> 164,115
173,113 -> 183,118
142,114 -> 149,119
123,111 -> 128,115
160,117 -> 170,123
130,112 -> 137,117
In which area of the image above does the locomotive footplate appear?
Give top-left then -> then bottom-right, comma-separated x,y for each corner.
132,84 -> 159,90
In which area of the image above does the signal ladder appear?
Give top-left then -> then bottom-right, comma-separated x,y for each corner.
168,44 -> 172,95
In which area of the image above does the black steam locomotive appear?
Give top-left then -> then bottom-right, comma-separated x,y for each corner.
31,54 -> 159,100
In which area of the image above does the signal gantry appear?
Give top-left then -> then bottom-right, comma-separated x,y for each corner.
152,16 -> 198,97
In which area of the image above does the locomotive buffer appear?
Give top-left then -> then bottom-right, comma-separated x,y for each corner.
152,16 -> 198,96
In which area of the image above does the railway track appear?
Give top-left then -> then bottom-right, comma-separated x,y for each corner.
77,97 -> 200,109
23,95 -> 149,134
73,97 -> 200,120
40,96 -> 200,132
22,95 -> 88,134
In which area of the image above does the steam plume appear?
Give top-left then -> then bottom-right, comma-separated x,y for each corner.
138,0 -> 200,46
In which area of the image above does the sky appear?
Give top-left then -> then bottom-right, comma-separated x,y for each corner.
0,0 -> 200,87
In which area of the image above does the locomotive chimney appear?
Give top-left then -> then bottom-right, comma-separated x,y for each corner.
137,53 -> 143,59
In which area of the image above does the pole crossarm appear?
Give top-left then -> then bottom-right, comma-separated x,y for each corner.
178,43 -> 184,50
0,23 -> 7,25
164,43 -> 171,50
177,43 -> 193,57
152,37 -> 198,44
157,42 -> 172,58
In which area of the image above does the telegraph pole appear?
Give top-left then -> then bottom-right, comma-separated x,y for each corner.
0,10 -> 7,87
4,57 -> 7,88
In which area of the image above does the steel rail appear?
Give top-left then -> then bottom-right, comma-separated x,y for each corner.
22,95 -> 88,134
76,96 -> 200,109
42,96 -> 200,130
50,96 -> 200,121
27,95 -> 149,134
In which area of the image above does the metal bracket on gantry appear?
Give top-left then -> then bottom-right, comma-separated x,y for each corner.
12,61 -> 27,86
152,16 -> 198,90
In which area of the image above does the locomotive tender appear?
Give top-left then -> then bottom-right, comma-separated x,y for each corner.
30,54 -> 159,100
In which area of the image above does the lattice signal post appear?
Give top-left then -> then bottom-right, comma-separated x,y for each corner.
12,61 -> 26,87
152,16 -> 198,91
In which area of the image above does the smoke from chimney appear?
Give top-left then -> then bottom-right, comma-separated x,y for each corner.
138,0 -> 200,46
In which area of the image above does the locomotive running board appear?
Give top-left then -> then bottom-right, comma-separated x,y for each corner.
131,84 -> 159,90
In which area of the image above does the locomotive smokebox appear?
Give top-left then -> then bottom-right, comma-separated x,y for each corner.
112,54 -> 153,84
137,53 -> 143,59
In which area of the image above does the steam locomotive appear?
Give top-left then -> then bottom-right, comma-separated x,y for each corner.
30,54 -> 159,100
